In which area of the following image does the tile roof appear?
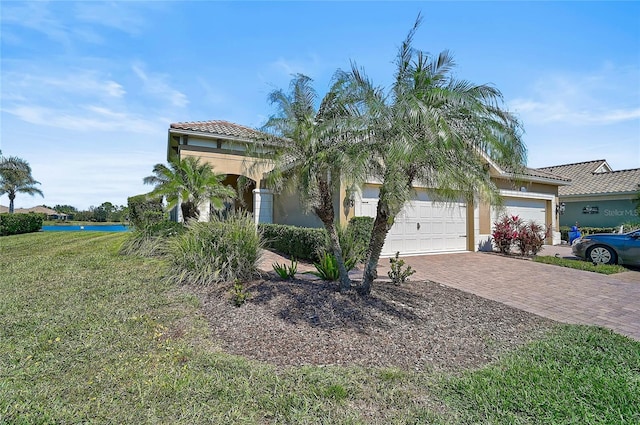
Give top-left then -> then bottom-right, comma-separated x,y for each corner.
539,160 -> 640,196
521,167 -> 571,182
170,120 -> 264,140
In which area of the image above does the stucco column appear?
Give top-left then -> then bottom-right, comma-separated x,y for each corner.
253,189 -> 273,224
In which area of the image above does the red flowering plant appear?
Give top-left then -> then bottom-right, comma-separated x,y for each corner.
491,215 -> 522,254
515,221 -> 550,256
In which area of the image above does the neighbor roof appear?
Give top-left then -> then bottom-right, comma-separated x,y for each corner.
170,120 -> 265,140
539,160 -> 640,196
0,205 -> 8,213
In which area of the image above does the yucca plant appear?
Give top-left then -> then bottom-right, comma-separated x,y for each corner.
272,258 -> 298,279
307,252 -> 341,281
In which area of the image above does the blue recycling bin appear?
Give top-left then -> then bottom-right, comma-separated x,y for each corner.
568,226 -> 581,245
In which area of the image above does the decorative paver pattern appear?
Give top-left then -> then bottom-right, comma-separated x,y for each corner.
375,249 -> 640,341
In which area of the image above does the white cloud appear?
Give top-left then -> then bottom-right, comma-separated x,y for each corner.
509,64 -> 640,126
4,105 -> 159,134
73,2 -> 148,35
132,63 -> 189,108
0,2 -> 72,46
3,69 -> 126,102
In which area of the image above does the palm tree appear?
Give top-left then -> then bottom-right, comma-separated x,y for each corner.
257,74 -> 367,291
0,156 -> 44,213
143,156 -> 236,221
345,15 -> 526,294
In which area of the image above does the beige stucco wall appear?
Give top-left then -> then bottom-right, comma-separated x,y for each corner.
272,189 -> 324,228
179,146 -> 272,186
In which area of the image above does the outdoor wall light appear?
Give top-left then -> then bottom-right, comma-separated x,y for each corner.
556,202 -> 566,215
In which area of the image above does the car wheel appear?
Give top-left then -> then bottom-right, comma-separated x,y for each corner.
587,245 -> 617,265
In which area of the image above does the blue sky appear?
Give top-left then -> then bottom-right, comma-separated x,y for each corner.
1,1 -> 639,210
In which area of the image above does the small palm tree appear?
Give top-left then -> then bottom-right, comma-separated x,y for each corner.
0,156 -> 44,213
344,15 -> 526,293
257,73 -> 367,291
143,156 -> 236,221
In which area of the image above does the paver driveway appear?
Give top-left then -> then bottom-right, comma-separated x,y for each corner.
375,248 -> 640,341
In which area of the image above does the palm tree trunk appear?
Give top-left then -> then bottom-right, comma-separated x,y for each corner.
361,198 -> 394,295
8,193 -> 15,214
323,221 -> 352,292
314,179 -> 351,292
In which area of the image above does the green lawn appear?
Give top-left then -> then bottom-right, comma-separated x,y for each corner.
1,232 -> 638,424
534,255 -> 628,274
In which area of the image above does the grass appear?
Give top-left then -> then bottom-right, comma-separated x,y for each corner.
1,232 -> 639,424
441,325 -> 640,424
534,255 -> 628,274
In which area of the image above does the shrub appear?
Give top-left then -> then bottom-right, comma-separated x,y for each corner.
307,252 -> 341,281
0,213 -> 45,236
127,194 -> 165,230
491,215 -> 522,254
346,216 -> 374,256
230,281 -> 250,307
273,258 -> 297,279
387,252 -> 415,284
259,223 -> 328,261
120,220 -> 185,257
621,221 -> 640,232
167,213 -> 263,286
515,221 -> 549,256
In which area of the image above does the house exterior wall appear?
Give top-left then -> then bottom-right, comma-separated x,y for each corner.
560,197 -> 638,228
474,178 -> 562,247
179,146 -> 268,185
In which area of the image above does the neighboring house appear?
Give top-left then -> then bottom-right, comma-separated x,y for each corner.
539,160 -> 640,228
6,205 -> 68,220
0,205 -> 8,213
167,120 -> 569,256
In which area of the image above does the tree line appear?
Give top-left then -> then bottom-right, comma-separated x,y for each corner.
46,203 -> 128,223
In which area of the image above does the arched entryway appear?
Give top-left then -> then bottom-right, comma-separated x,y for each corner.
221,174 -> 256,214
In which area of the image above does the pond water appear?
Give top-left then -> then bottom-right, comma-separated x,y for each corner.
42,225 -> 130,232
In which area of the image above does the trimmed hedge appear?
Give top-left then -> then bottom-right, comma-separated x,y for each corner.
0,213 -> 45,236
346,216 -> 374,256
259,217 -> 375,262
259,223 -> 329,261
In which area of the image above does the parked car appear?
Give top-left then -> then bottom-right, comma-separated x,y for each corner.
572,230 -> 640,266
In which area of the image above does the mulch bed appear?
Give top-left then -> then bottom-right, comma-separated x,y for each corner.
189,274 -> 557,372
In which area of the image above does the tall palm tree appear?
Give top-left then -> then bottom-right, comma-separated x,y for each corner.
0,156 -> 44,213
257,74 -> 367,291
345,15 -> 526,294
143,156 -> 236,221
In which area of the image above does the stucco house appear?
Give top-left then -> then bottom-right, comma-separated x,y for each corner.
167,120 -> 569,256
539,160 -> 640,228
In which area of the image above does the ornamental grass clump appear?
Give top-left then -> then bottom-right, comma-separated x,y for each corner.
166,212 -> 263,286
119,220 -> 185,258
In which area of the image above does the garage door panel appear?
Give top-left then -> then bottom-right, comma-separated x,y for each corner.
357,186 -> 467,256
494,198 -> 546,226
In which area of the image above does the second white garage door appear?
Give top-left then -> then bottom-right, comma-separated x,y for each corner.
493,197 -> 547,226
356,186 -> 468,256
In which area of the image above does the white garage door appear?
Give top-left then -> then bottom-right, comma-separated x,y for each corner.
356,186 -> 468,256
493,198 -> 546,226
